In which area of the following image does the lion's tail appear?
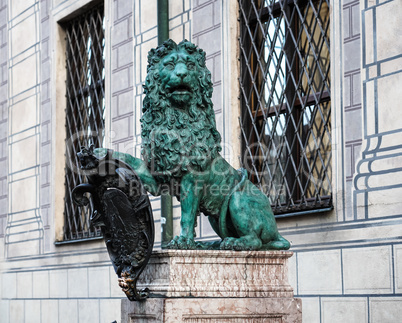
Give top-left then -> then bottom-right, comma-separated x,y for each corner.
218,168 -> 248,238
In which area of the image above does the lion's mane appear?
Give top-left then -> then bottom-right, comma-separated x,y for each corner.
141,39 -> 222,183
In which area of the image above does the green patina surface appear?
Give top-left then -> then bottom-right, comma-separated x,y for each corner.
96,39 -> 290,251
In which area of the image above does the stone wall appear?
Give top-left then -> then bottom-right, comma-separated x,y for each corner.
4,0 -> 43,260
0,0 -> 8,256
276,1 -> 402,321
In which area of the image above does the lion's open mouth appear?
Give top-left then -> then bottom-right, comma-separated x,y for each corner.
169,84 -> 192,94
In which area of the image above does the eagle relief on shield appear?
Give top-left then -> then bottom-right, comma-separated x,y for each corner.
72,146 -> 154,301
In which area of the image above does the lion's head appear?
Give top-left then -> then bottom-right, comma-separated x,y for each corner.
141,39 -> 222,182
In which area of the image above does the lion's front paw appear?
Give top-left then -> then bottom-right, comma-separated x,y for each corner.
167,235 -> 197,250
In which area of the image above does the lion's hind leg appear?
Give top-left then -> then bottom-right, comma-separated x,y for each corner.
218,190 -> 266,251
221,184 -> 290,251
220,234 -> 263,251
262,235 -> 291,250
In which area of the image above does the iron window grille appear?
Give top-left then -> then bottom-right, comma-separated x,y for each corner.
238,0 -> 331,216
63,4 -> 105,241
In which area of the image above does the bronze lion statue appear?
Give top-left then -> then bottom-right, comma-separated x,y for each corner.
98,39 -> 290,250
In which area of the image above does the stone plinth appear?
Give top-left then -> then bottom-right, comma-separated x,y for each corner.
122,250 -> 301,322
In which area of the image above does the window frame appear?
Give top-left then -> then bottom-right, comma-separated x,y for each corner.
238,0 -> 332,217
61,2 -> 106,242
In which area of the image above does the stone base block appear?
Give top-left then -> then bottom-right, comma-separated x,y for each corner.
122,297 -> 302,322
137,250 -> 294,298
122,250 -> 301,322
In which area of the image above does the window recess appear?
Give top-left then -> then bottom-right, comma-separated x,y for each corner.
238,0 -> 332,216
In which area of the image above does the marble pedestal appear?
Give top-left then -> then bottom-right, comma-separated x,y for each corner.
121,250 -> 301,322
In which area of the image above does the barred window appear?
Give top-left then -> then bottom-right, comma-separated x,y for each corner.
63,4 -> 105,241
239,0 -> 331,216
